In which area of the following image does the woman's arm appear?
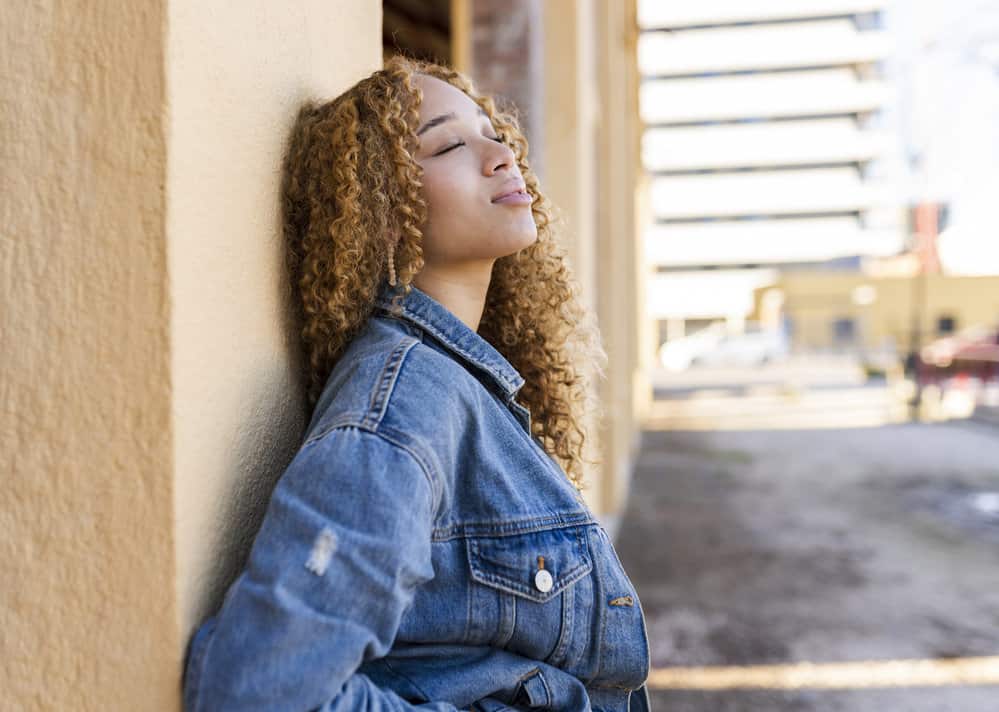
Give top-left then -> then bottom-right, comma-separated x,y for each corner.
182,424 -> 466,711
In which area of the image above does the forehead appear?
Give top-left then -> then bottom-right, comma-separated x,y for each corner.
414,74 -> 481,117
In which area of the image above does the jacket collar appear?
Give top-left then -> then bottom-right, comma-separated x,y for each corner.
373,280 -> 525,401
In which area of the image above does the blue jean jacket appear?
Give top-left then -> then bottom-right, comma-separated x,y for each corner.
182,282 -> 652,711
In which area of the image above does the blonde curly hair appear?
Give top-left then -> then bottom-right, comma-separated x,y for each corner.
280,54 -> 607,492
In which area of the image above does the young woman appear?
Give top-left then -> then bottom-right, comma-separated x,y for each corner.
182,55 -> 652,712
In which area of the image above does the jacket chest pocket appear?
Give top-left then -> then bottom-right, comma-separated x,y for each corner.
464,524 -> 594,669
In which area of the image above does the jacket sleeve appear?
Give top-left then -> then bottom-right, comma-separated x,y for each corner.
182,424 -> 465,712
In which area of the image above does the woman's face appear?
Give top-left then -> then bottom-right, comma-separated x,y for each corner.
410,73 -> 538,269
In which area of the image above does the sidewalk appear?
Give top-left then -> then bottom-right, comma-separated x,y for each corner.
973,404 -> 999,426
616,419 -> 999,711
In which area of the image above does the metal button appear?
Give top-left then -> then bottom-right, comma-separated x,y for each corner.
534,568 -> 553,593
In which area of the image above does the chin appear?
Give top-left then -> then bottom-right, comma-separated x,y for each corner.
480,224 -> 538,259
506,229 -> 538,255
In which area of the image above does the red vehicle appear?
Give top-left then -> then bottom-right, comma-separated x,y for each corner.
917,325 -> 999,411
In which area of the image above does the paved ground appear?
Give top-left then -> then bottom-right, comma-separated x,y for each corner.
616,411 -> 999,710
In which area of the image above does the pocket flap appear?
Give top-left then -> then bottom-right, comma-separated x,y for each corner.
466,525 -> 592,603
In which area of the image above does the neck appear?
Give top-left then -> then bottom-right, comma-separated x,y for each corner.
412,263 -> 494,332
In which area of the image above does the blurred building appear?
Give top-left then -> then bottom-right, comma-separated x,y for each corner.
746,0 -> 999,356
638,1 -> 907,346
755,271 -> 999,352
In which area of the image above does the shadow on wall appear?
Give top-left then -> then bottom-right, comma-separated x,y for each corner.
196,196 -> 313,619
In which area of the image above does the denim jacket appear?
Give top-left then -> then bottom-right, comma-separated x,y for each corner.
182,282 -> 652,711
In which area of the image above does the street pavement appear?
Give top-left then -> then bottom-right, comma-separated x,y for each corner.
617,363 -> 999,710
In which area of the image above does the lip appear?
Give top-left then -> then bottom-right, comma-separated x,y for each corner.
491,181 -> 530,204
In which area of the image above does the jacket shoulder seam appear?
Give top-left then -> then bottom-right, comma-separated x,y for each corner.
303,422 -> 442,520
368,424 -> 442,517
361,334 -> 421,430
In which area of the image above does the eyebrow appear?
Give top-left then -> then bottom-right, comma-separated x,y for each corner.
417,106 -> 489,136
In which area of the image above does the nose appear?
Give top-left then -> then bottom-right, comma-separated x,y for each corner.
484,139 -> 516,175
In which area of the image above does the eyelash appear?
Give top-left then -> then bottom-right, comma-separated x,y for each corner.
436,136 -> 506,155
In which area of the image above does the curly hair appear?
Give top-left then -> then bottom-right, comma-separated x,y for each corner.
280,54 -> 608,493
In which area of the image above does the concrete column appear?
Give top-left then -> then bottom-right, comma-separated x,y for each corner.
542,0 -> 600,318
541,0 -> 606,514
594,0 -> 644,523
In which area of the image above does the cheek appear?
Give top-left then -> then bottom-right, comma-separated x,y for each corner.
421,176 -> 485,246
423,170 -> 474,217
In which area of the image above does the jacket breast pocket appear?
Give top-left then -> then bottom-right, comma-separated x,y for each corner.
465,524 -> 594,669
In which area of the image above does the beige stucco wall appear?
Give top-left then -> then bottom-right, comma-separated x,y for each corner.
169,0 -> 383,671
2,2 -> 175,709
2,1 -> 381,708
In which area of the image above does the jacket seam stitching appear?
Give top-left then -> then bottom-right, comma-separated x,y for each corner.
369,425 -> 443,515
379,658 -> 435,703
364,335 -> 419,429
304,414 -> 380,445
431,513 -> 596,542
536,668 -> 553,707
301,423 -> 442,518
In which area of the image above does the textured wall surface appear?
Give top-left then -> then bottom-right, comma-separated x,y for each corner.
168,0 -> 383,672
2,1 -> 382,708
1,2 -> 176,709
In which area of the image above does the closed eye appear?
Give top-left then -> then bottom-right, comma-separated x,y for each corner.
435,141 -> 465,155
434,135 -> 506,156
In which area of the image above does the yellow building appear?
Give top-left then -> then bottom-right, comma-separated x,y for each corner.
757,271 -> 999,353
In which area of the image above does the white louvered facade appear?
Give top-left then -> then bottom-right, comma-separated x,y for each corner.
640,1 -> 906,324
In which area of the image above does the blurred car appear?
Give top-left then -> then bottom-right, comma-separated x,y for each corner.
919,325 -> 998,372
910,325 -> 999,419
658,322 -> 789,371
657,323 -> 724,371
917,326 -> 999,391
